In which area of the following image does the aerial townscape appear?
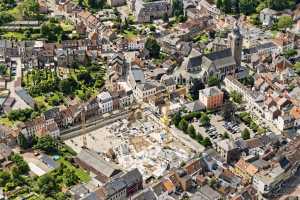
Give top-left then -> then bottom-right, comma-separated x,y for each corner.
1,0 -> 300,199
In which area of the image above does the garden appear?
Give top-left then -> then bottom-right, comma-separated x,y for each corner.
23,61 -> 106,109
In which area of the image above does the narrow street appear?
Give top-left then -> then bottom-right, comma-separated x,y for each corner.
7,58 -> 30,110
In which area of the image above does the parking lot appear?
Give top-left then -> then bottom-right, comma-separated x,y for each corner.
192,114 -> 253,143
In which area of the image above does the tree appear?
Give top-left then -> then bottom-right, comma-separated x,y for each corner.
0,64 -> 7,75
190,79 -> 205,100
201,137 -> 212,147
37,174 -> 59,195
293,62 -> 300,75
172,0 -> 183,16
223,0 -> 232,13
196,133 -> 203,143
187,125 -> 196,138
221,101 -> 236,121
200,113 -> 210,126
230,90 -> 243,104
24,29 -> 31,39
178,118 -> 189,133
0,170 -> 10,187
241,128 -> 250,140
233,0 -> 240,13
149,25 -> 156,32
216,0 -> 223,9
40,21 -> 63,42
250,14 -> 260,25
34,136 -> 57,154
20,0 -> 39,18
207,75 -> 220,87
78,0 -> 84,6
87,0 -> 105,9
208,177 -> 217,188
145,37 -> 161,58
0,12 -> 14,26
48,93 -> 62,106
8,108 -> 34,122
283,49 -> 297,59
222,132 -> 229,139
77,70 -> 95,86
63,169 -> 79,187
240,0 -> 257,15
10,154 -> 29,175
240,75 -> 254,87
59,77 -> 79,95
266,0 -> 295,11
18,133 -> 29,149
277,16 -> 293,30
172,112 -> 182,127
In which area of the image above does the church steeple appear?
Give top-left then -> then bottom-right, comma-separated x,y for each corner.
228,21 -> 243,67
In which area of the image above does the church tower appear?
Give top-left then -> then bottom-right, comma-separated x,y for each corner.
228,22 -> 243,67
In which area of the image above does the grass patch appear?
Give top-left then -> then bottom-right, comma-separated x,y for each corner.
3,32 -> 26,40
60,21 -> 75,32
0,117 -> 14,127
58,158 -> 91,183
34,96 -> 52,110
123,30 -> 137,40
7,6 -> 22,20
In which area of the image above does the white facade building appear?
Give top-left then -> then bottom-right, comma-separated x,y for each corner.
97,92 -> 113,113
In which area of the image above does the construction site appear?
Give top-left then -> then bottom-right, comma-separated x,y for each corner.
64,109 -> 197,180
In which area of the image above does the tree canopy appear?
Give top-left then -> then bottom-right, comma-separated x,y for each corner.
187,125 -> 196,138
145,37 -> 161,58
277,16 -> 293,30
178,118 -> 189,133
217,0 -> 295,15
33,136 -> 58,154
221,101 -> 236,121
200,113 -> 210,126
230,90 -> 243,104
241,128 -> 251,140
41,21 -> 63,42
207,75 -> 220,87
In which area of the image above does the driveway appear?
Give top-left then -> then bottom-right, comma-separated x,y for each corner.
7,58 -> 30,110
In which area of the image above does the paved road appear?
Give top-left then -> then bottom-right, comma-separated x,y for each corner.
7,58 -> 30,110
60,109 -> 131,140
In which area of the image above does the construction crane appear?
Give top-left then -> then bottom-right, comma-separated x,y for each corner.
81,106 -> 87,149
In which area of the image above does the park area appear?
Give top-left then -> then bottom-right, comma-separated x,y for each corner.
23,61 -> 106,109
0,136 -> 91,199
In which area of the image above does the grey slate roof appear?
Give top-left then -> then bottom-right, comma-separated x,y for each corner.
196,185 -> 221,200
122,168 -> 143,187
15,87 -> 35,108
185,100 -> 205,112
131,67 -> 145,83
132,189 -> 157,200
205,48 -> 232,61
43,107 -> 60,120
39,153 -> 59,169
77,149 -> 120,178
104,178 -> 126,197
136,81 -> 157,91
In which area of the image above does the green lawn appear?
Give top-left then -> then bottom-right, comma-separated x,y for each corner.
58,158 -> 91,183
3,32 -> 26,41
123,30 -> 137,40
0,117 -> 14,127
34,96 -> 52,110
61,22 -> 75,32
7,6 -> 23,20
